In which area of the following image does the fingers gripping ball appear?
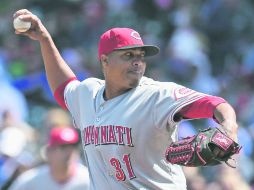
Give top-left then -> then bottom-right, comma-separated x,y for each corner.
13,16 -> 31,32
165,127 -> 242,168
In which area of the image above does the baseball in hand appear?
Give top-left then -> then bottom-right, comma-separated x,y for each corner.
13,16 -> 31,32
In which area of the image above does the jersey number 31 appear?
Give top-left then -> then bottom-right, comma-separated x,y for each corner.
110,154 -> 136,181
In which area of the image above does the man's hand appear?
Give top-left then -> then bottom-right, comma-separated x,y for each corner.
212,121 -> 239,158
13,9 -> 50,42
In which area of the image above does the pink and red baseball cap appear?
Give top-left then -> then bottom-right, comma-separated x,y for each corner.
98,27 -> 160,60
48,127 -> 79,147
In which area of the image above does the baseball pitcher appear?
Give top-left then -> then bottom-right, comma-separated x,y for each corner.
13,9 -> 240,190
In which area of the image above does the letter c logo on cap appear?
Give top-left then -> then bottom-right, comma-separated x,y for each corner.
131,31 -> 141,40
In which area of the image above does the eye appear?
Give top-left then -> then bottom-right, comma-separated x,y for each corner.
121,52 -> 134,61
140,52 -> 145,58
136,52 -> 145,61
120,51 -> 146,61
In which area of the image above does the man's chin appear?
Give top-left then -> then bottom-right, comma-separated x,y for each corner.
128,77 -> 141,88
126,72 -> 143,87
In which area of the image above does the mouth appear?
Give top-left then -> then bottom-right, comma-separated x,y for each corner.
128,69 -> 143,75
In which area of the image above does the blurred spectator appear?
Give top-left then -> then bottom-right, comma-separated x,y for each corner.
209,165 -> 251,190
166,5 -> 220,94
9,126 -> 90,190
42,108 -> 72,129
0,122 -> 37,190
0,60 -> 28,127
184,167 -> 208,190
184,164 -> 251,190
38,107 -> 72,146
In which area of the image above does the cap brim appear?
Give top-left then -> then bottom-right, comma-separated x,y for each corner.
115,45 -> 160,57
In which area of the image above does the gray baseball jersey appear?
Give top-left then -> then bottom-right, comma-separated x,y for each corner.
64,76 -> 206,190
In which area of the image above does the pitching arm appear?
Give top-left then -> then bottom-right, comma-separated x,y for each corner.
13,9 -> 76,93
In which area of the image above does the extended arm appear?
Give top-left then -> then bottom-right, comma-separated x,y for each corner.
13,9 -> 76,93
177,96 -> 239,158
179,96 -> 238,141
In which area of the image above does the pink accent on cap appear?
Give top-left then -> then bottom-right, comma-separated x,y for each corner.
48,127 -> 79,147
98,28 -> 159,60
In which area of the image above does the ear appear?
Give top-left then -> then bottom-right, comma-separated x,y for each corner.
100,54 -> 109,75
100,54 -> 109,65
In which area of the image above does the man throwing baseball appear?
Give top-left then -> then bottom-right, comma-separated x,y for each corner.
13,9 -> 239,190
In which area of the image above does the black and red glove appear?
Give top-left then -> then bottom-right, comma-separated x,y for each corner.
165,127 -> 241,168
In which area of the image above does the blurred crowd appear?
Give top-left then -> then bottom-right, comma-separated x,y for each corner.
1,0 -> 254,189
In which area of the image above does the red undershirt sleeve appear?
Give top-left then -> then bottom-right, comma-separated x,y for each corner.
53,77 -> 77,110
179,96 -> 227,119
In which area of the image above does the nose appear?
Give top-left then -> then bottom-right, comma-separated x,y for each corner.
132,55 -> 144,66
132,60 -> 143,67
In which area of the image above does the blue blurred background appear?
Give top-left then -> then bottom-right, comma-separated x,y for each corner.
0,0 -> 254,189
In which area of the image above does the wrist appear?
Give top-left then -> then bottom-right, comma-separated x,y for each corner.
219,120 -> 238,141
39,31 -> 51,43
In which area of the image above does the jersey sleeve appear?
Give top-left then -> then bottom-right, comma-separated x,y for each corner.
153,82 -> 207,129
54,77 -> 78,109
64,80 -> 82,128
179,96 -> 227,119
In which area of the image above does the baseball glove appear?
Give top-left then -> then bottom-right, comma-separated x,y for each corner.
165,127 -> 241,168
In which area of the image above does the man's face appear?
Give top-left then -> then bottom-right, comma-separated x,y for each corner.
47,144 -> 78,165
102,48 -> 147,89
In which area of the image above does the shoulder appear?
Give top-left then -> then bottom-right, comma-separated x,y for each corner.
81,77 -> 105,86
138,77 -> 199,102
72,163 -> 90,186
80,78 -> 104,94
18,165 -> 49,180
139,77 -> 180,93
69,77 -> 104,87
66,77 -> 104,92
